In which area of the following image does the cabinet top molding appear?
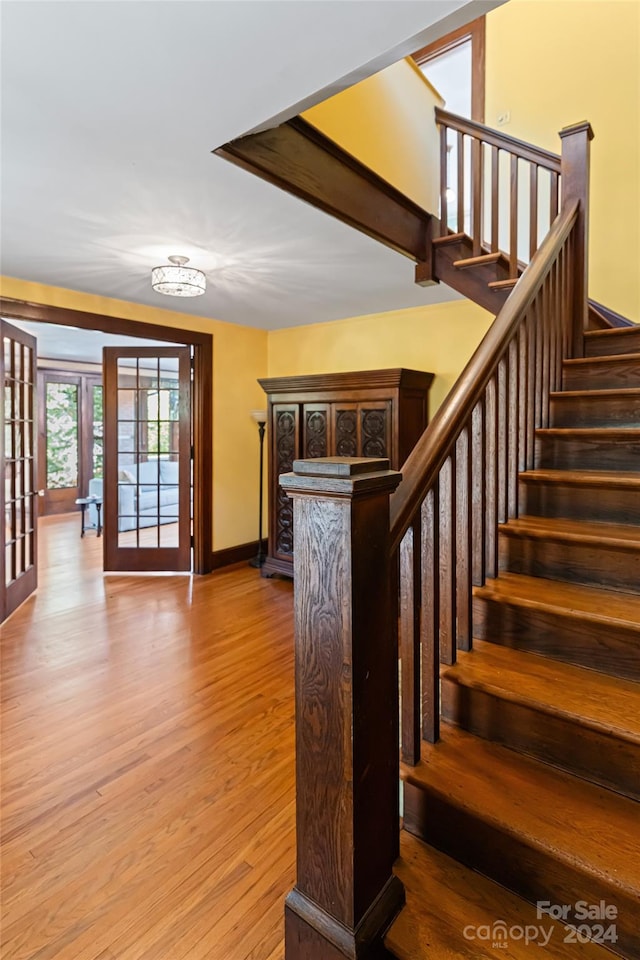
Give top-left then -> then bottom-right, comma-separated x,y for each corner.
259,368 -> 434,396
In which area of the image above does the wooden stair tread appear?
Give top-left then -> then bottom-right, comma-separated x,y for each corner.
453,251 -> 504,269
474,572 -> 640,628
520,469 -> 640,489
536,426 -> 640,438
550,386 -> 640,399
388,832 -> 614,960
442,639 -> 640,744
403,725 -> 640,896
564,353 -> 640,366
585,327 -> 640,341
431,231 -> 467,246
499,514 -> 640,548
488,277 -> 519,290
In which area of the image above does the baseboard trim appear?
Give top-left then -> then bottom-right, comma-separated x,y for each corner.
211,540 -> 260,570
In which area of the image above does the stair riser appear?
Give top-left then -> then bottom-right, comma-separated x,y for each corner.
519,480 -> 640,524
499,535 -> 640,595
473,595 -> 640,681
585,330 -> 640,357
550,394 -> 640,428
403,782 -> 640,960
536,435 -> 640,471
441,679 -> 640,801
563,357 -> 640,390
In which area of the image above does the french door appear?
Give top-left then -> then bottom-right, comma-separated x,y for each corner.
103,346 -> 191,572
1,320 -> 38,622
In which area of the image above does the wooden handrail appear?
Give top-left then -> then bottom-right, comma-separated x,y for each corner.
389,198 -> 579,554
435,108 -> 562,173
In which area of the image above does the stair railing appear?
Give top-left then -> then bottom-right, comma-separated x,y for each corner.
436,107 -> 563,278
280,120 -> 592,960
393,119 -> 593,763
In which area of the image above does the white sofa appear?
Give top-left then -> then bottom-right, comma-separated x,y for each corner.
88,459 -> 180,532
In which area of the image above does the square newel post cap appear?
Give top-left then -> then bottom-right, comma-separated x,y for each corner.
280,457 -> 402,498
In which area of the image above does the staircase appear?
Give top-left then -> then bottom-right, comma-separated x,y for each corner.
224,93 -> 640,960
387,326 -> 640,959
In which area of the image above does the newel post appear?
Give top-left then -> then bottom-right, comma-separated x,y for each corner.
280,457 -> 404,960
559,121 -> 594,358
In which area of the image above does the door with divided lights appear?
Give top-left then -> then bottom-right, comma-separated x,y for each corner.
103,346 -> 192,572
1,321 -> 38,622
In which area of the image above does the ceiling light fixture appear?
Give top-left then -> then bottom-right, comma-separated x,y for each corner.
151,255 -> 206,298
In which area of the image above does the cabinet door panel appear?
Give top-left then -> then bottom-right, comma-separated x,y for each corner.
360,403 -> 391,459
272,404 -> 299,559
333,404 -> 359,458
303,404 -> 331,458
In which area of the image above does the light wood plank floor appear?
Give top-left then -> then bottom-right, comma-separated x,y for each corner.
1,515 -> 296,960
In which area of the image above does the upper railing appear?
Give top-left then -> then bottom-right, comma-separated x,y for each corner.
281,116 -> 593,960
436,107 -> 563,277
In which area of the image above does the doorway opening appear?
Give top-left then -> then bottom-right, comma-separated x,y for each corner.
1,298 -> 213,622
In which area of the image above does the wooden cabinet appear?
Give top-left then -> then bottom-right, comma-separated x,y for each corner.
258,368 -> 434,577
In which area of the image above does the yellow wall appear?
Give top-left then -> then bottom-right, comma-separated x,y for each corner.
485,0 -> 640,320
268,299 -> 493,415
302,58 -> 443,212
0,276 -> 268,551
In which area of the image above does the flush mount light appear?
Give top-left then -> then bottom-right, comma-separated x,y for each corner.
151,255 -> 206,298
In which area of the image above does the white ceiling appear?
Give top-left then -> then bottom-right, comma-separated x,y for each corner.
1,0 -> 500,331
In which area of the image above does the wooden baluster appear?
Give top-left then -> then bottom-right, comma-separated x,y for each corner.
440,124 -> 449,236
530,163 -> 539,259
550,170 -> 559,223
457,131 -> 465,235
439,455 -> 456,665
399,524 -> 420,765
497,357 -> 507,526
549,258 -> 562,393
560,122 -> 594,357
421,486 -> 440,743
484,376 -> 498,578
526,305 -> 537,468
509,153 -> 519,278
518,321 -> 529,475
507,338 -> 519,518
491,145 -> 499,252
541,273 -> 551,427
472,138 -> 483,255
455,427 -> 472,650
280,458 -> 404,960
471,399 -> 486,585
534,291 -> 544,430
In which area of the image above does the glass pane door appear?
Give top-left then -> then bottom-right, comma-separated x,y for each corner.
1,320 -> 37,622
103,347 -> 191,571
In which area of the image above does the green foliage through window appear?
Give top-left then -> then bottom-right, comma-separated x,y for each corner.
46,383 -> 79,488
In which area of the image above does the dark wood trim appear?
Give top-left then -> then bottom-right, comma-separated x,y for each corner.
412,16 -> 486,123
259,368 -> 434,396
435,108 -> 562,173
211,540 -> 260,570
216,117 -> 433,262
0,297 -> 212,346
0,296 -> 213,574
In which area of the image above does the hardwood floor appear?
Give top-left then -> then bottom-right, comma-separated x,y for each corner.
1,515 -> 295,960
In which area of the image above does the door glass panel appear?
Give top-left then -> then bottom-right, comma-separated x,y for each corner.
93,385 -> 104,478
114,357 -> 181,549
45,382 -> 79,488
